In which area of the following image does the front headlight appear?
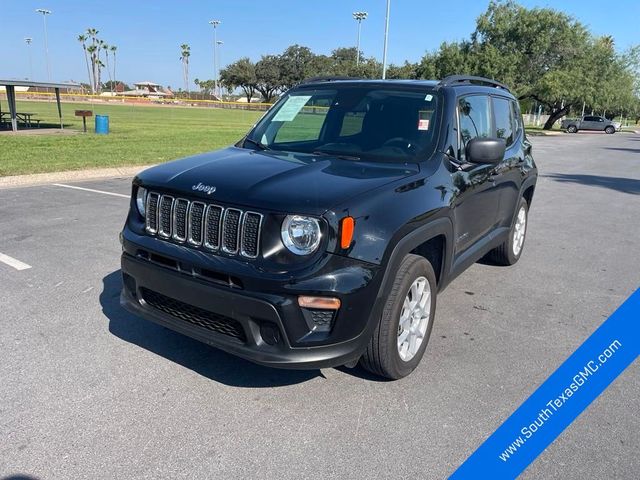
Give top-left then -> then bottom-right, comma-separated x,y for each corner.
135,186 -> 147,217
281,215 -> 321,255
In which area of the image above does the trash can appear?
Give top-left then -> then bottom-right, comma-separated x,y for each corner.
95,115 -> 109,135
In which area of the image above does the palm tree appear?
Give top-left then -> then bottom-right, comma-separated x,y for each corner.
86,28 -> 99,92
180,44 -> 191,95
77,34 -> 94,94
103,43 -> 113,94
110,45 -> 118,93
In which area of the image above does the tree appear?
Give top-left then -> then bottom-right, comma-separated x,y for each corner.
77,34 -> 94,93
102,43 -> 113,93
219,57 -> 257,102
194,78 -> 217,96
255,55 -> 281,102
180,44 -> 191,94
110,45 -> 118,94
278,45 -> 316,89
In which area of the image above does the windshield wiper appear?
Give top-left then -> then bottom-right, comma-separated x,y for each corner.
244,137 -> 271,151
312,150 -> 361,161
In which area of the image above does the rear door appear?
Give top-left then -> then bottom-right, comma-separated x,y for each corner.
490,96 -> 524,226
581,116 -> 600,130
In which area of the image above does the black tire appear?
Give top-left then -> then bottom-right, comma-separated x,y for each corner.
360,254 -> 437,380
489,197 -> 529,266
567,125 -> 578,133
605,126 -> 615,134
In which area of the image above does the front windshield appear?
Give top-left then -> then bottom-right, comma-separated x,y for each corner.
246,85 -> 439,163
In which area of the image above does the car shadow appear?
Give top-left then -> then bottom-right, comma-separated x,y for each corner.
100,271 -> 382,386
100,270 -> 324,387
603,146 -> 640,154
542,173 -> 640,195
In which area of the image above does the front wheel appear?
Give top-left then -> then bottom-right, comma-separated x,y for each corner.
605,126 -> 615,134
360,254 -> 437,380
566,125 -> 578,133
489,197 -> 529,266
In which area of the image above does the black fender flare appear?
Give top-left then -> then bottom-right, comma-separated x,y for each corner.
357,217 -> 454,355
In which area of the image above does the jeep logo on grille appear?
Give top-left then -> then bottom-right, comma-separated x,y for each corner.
192,183 -> 217,195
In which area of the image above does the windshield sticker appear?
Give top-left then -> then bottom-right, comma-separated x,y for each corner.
418,111 -> 431,131
273,95 -> 312,122
425,94 -> 433,101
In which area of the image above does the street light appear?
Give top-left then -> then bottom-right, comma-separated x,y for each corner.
35,8 -> 52,81
208,19 -> 222,100
216,40 -> 224,98
24,37 -> 34,80
382,0 -> 391,79
352,11 -> 368,66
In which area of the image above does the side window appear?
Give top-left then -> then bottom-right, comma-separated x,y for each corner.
493,97 -> 514,147
511,100 -> 522,137
458,95 -> 491,160
584,116 -> 596,122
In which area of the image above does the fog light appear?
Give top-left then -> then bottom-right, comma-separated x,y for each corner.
260,322 -> 281,346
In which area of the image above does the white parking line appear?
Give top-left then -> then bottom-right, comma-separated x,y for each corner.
0,252 -> 32,271
52,183 -> 129,198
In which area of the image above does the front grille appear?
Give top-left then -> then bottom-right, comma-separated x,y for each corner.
140,287 -> 246,342
144,191 -> 263,259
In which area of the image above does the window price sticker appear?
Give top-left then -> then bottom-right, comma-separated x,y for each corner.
418,110 -> 432,131
273,95 -> 312,122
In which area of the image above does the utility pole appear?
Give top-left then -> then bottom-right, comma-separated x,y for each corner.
381,0 -> 391,79
35,8 -> 52,81
208,19 -> 221,100
352,11 -> 368,66
216,40 -> 224,99
25,37 -> 34,80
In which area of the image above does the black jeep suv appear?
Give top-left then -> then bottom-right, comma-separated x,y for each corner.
120,75 -> 537,379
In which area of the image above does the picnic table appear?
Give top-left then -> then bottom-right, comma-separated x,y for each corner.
0,111 -> 40,128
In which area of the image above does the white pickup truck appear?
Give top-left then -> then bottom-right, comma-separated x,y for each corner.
561,115 -> 620,134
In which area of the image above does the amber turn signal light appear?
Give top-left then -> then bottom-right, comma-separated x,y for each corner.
340,216 -> 355,249
298,296 -> 341,310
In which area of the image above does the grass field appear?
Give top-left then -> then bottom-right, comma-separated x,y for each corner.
0,100 -> 262,176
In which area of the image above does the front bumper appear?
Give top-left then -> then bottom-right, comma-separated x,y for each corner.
119,235 -> 384,370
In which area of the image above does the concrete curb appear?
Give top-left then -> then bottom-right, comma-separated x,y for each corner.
0,165 -> 156,189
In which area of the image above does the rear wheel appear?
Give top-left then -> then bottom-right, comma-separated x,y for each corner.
360,254 -> 437,380
605,126 -> 615,134
489,197 -> 528,266
567,125 -> 578,133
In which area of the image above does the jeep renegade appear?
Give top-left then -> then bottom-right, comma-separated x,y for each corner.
120,75 -> 537,379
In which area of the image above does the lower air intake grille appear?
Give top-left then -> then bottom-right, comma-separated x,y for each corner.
140,288 -> 246,342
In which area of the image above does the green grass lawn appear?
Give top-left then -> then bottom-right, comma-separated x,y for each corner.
0,100 -> 262,176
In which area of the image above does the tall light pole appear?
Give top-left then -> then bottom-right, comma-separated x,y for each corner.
352,11 -> 368,66
25,37 -> 34,80
208,19 -> 221,100
216,40 -> 224,99
381,0 -> 391,79
35,8 -> 52,81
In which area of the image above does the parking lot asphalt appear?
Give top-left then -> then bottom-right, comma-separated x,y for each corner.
1,132 -> 639,480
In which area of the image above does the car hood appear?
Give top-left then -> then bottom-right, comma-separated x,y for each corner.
136,147 -> 419,215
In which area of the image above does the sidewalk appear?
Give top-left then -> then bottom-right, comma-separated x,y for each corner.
0,164 -> 155,189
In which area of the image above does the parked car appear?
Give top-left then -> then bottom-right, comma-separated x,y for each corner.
561,115 -> 618,133
120,75 -> 537,379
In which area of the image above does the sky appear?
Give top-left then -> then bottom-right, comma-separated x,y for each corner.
1,0 -> 639,89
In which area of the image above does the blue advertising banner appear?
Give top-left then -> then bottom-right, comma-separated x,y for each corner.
450,288 -> 640,479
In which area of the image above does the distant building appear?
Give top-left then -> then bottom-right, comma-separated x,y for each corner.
117,81 -> 174,99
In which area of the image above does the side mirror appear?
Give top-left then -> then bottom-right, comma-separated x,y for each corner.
465,137 -> 506,164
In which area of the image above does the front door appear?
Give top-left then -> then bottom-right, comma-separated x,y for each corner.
452,94 -> 502,255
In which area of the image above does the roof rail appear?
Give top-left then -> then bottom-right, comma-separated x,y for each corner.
439,75 -> 510,92
302,76 -> 362,84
